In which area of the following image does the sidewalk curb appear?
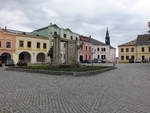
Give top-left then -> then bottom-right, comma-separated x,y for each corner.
5,67 -> 117,76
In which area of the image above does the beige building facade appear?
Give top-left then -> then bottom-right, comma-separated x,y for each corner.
118,34 -> 150,63
15,35 -> 49,64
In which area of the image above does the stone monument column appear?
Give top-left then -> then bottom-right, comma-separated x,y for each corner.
52,34 -> 61,66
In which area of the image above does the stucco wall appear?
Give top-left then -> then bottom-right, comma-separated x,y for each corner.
15,36 -> 49,64
118,45 -> 150,63
0,30 -> 16,55
79,41 -> 92,61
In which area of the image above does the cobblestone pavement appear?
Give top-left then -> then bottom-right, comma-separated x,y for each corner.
0,64 -> 150,113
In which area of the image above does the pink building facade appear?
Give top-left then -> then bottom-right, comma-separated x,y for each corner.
79,36 -> 92,62
0,29 -> 16,63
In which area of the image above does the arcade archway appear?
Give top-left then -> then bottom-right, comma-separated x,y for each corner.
1,53 -> 11,64
19,52 -> 31,63
36,53 -> 45,63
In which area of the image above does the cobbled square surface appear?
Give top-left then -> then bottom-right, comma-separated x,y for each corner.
0,64 -> 150,113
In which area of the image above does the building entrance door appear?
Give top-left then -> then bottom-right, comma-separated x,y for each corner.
1,53 -> 11,64
80,55 -> 83,62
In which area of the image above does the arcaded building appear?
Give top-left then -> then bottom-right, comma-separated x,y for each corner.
0,28 -> 49,64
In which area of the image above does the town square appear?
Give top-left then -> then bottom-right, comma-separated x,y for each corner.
0,0 -> 150,112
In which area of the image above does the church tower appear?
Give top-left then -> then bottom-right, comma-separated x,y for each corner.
105,28 -> 110,45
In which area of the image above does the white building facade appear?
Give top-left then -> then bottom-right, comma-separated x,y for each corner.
91,42 -> 116,62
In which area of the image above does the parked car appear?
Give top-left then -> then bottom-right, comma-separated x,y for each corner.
142,59 -> 148,63
129,59 -> 134,63
5,59 -> 15,66
101,59 -> 107,63
134,59 -> 142,63
92,59 -> 102,63
81,60 -> 92,63
17,60 -> 27,66
0,60 -> 2,66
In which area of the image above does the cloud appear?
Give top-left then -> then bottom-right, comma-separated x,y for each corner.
0,0 -> 150,47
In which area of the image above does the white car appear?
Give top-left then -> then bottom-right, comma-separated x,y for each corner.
134,59 -> 142,63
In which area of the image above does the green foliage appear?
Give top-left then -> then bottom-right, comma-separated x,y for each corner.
16,65 -> 110,72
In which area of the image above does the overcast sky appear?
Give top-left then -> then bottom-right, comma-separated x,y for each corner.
0,0 -> 150,48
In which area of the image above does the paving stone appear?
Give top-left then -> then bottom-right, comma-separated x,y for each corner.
0,64 -> 150,113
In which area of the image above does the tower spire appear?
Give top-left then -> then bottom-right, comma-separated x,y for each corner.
105,27 -> 110,45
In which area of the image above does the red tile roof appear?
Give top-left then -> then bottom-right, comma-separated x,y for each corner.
118,40 -> 137,47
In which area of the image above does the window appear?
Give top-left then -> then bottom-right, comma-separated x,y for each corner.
81,45 -> 83,50
27,41 -> 31,48
6,41 -> 11,48
101,48 -> 106,51
131,48 -> 134,52
70,36 -> 73,40
89,47 -> 91,51
64,34 -> 67,38
43,43 -> 47,49
37,42 -> 40,48
126,48 -> 129,52
19,41 -> 24,47
97,48 -> 100,51
89,55 -> 91,60
97,55 -> 100,59
126,56 -> 129,60
0,41 -> 1,47
85,55 -> 87,60
54,32 -> 57,35
141,47 -> 144,52
121,48 -> 124,52
76,37 -> 78,40
141,47 -> 145,52
121,56 -> 124,60
101,55 -> 106,59
104,55 -> 106,59
104,48 -> 106,51
86,46 -> 88,50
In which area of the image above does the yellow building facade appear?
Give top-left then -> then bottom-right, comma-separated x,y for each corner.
136,45 -> 150,61
118,34 -> 150,63
14,34 -> 49,64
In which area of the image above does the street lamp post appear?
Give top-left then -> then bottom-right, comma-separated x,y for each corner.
113,49 -> 116,68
